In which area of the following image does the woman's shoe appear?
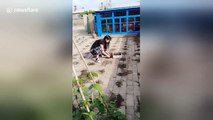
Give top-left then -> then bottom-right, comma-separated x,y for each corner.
96,58 -> 101,63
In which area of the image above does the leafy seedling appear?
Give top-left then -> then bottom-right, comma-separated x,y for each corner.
87,72 -> 98,79
109,92 -> 125,108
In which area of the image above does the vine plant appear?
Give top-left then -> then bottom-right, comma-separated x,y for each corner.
72,71 -> 126,120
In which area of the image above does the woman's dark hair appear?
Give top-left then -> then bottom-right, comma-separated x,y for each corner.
103,35 -> 112,41
102,35 -> 111,49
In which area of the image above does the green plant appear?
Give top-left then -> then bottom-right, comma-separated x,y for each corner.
76,71 -> 98,84
87,72 -> 98,79
72,72 -> 126,120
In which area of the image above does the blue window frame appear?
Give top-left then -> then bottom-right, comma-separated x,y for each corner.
94,7 -> 140,36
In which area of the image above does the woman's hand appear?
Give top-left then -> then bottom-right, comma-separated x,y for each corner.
106,55 -> 111,58
105,52 -> 110,58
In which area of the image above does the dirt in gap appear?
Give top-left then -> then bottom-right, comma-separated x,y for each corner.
135,59 -> 140,62
135,49 -> 140,52
98,69 -> 105,74
114,52 -> 122,55
87,62 -> 95,66
101,60 -> 112,66
136,96 -> 140,112
134,39 -> 140,44
135,81 -> 140,86
78,70 -> 91,83
109,92 -> 125,108
81,69 -> 88,74
132,58 -> 140,62
123,48 -> 128,50
122,52 -> 127,55
134,53 -> 140,56
96,79 -> 103,84
118,63 -> 127,68
117,69 -> 133,76
73,62 -> 79,65
116,80 -> 123,87
119,57 -> 126,61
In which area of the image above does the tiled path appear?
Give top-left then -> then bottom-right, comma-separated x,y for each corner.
73,31 -> 140,120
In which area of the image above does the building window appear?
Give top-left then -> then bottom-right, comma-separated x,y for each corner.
95,8 -> 140,36
135,22 -> 140,31
122,23 -> 126,32
114,11 -> 126,16
107,19 -> 112,23
121,18 -> 127,32
115,18 -> 120,23
128,17 -> 134,22
102,25 -> 107,32
128,23 -> 134,32
115,24 -> 120,32
101,20 -> 106,24
129,9 -> 140,15
121,18 -> 127,22
136,17 -> 140,21
107,24 -> 113,33
101,12 -> 112,17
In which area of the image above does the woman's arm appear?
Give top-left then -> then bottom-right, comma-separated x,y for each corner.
105,50 -> 110,55
100,44 -> 110,57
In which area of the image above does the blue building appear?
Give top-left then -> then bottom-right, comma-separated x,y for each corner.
94,6 -> 140,36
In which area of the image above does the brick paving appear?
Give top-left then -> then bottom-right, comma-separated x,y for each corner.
73,28 -> 140,119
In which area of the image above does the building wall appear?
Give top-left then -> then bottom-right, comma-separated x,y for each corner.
73,13 -> 84,26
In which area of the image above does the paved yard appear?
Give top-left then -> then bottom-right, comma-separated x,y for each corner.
73,28 -> 140,119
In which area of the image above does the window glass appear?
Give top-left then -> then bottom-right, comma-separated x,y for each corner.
115,18 -> 120,23
128,18 -> 134,22
129,9 -> 140,15
121,18 -> 126,22
128,23 -> 134,32
121,24 -> 126,32
101,12 -> 112,17
108,24 -> 113,33
115,24 -> 120,32
101,20 -> 106,24
135,22 -> 140,31
107,19 -> 112,23
136,17 -> 140,21
114,11 -> 126,16
102,25 -> 107,32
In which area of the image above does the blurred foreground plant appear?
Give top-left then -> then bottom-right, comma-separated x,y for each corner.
72,71 -> 126,120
